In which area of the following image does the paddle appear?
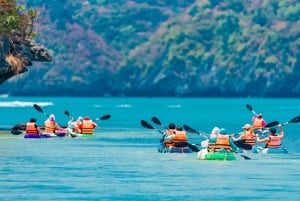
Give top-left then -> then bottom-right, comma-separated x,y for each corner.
140,120 -> 164,134
183,124 -> 208,139
95,114 -> 111,121
246,104 -> 257,116
173,141 -> 200,152
230,149 -> 251,160
33,103 -> 49,117
151,117 -> 167,129
264,115 -> 300,128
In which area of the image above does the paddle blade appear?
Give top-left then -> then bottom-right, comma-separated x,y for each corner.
33,104 -> 43,113
99,114 -> 111,120
265,121 -> 280,128
64,110 -> 70,117
183,124 -> 200,135
141,120 -> 154,129
288,115 -> 300,124
151,117 -> 162,126
246,104 -> 253,112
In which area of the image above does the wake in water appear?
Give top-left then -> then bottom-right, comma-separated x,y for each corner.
0,101 -> 53,107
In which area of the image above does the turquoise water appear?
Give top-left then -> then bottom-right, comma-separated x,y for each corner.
1,97 -> 300,201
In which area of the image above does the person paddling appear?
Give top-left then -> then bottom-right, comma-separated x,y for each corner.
161,122 -> 176,147
257,125 -> 284,148
44,114 -> 63,136
252,113 -> 267,134
25,118 -> 42,136
78,116 -> 97,135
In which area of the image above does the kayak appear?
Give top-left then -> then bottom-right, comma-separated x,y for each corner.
24,129 -> 67,139
67,128 -> 94,138
158,144 -> 192,153
197,149 -> 236,161
253,147 -> 288,154
24,134 -> 52,138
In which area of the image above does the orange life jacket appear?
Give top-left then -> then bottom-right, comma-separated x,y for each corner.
44,120 -> 56,134
208,135 -> 231,152
26,122 -> 39,134
242,130 -> 256,147
81,120 -> 96,134
172,130 -> 187,147
164,129 -> 176,148
252,118 -> 263,129
266,135 -> 282,148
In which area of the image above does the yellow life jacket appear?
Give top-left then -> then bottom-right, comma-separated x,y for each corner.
26,122 -> 39,134
208,135 -> 231,152
266,135 -> 282,148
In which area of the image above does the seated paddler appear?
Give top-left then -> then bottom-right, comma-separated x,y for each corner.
26,118 -> 42,136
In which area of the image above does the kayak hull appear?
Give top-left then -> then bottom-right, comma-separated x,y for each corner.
253,147 -> 288,154
197,149 -> 236,160
24,134 -> 52,138
158,145 -> 192,153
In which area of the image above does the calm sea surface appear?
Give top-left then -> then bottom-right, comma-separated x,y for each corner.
0,97 -> 300,201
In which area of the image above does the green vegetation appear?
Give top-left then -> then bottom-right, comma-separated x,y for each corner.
1,0 -> 300,97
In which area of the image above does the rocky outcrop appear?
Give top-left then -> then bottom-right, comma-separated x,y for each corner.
0,34 -> 52,85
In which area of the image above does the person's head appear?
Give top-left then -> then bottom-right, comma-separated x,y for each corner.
77,116 -> 83,122
242,124 -> 251,131
269,128 -> 276,135
168,123 -> 176,130
211,127 -> 220,134
257,113 -> 263,118
176,126 -> 183,131
84,116 -> 90,120
49,114 -> 55,122
30,118 -> 37,123
219,128 -> 227,135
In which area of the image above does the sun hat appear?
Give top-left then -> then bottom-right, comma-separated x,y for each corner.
49,114 -> 55,121
211,127 -> 220,134
242,124 -> 251,129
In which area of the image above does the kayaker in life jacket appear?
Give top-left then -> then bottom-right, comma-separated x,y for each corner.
26,118 -> 42,135
44,114 -> 62,135
161,122 -> 176,148
78,116 -> 97,134
164,125 -> 188,148
207,127 -> 239,152
257,125 -> 284,148
68,116 -> 83,134
252,113 -> 267,133
232,124 -> 258,155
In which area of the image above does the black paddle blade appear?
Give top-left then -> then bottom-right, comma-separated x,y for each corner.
174,142 -> 200,152
33,104 -> 43,113
100,114 -> 111,120
183,124 -> 199,135
246,104 -> 253,111
234,139 -> 252,150
288,115 -> 300,123
265,121 -> 280,128
64,110 -> 70,117
151,117 -> 162,126
141,120 -> 154,129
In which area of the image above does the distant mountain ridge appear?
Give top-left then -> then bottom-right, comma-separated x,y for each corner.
1,0 -> 299,97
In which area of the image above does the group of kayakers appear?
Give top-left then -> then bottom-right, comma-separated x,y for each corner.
158,113 -> 285,157
24,114 -> 98,137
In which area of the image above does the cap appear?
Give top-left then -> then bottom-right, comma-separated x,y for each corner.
257,113 -> 263,117
49,114 -> 55,121
168,123 -> 176,129
242,124 -> 251,129
84,116 -> 90,120
30,118 -> 37,122
211,127 -> 220,134
219,128 -> 227,134
77,116 -> 83,121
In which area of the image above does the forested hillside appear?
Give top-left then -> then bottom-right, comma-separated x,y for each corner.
1,0 -> 300,97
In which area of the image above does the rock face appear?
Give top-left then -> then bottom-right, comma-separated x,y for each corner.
0,35 -> 52,85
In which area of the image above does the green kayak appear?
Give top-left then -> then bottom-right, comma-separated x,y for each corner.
204,152 -> 236,161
